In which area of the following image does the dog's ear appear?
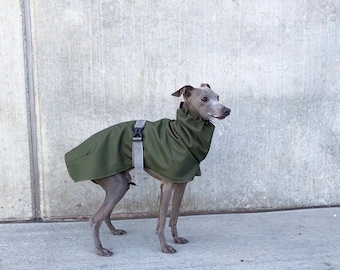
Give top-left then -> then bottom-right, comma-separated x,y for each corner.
200,83 -> 211,88
171,85 -> 194,98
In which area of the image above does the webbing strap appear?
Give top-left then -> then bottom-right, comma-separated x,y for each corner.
132,120 -> 146,173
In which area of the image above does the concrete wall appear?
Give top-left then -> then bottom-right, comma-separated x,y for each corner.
0,0 -> 339,221
0,1 -> 33,220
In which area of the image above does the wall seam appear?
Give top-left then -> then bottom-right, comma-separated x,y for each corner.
22,0 -> 41,220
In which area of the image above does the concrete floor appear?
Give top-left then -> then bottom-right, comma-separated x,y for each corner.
1,208 -> 339,270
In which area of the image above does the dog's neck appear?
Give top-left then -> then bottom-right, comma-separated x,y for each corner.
179,102 -> 210,125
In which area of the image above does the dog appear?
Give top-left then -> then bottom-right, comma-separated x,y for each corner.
65,83 -> 230,256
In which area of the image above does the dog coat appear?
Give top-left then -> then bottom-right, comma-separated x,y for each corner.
64,108 -> 215,183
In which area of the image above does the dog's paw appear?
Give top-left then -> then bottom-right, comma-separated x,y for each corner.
111,229 -> 126,235
174,237 -> 188,244
96,248 -> 113,257
161,244 -> 177,254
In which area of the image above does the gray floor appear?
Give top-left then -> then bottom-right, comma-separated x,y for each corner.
1,208 -> 339,270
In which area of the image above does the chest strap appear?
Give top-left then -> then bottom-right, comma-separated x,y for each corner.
132,120 -> 146,173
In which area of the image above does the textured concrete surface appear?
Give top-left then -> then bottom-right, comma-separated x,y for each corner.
0,1 -> 339,220
0,1 -> 33,219
31,0 -> 340,219
1,208 -> 340,269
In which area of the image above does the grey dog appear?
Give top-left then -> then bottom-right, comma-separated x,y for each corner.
65,83 -> 230,256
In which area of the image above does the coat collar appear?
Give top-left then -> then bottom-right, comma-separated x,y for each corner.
178,102 -> 211,125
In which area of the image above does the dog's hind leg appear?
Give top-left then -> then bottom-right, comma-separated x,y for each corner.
169,183 -> 188,244
156,181 -> 176,253
104,216 -> 126,235
90,172 -> 130,256
103,172 -> 133,235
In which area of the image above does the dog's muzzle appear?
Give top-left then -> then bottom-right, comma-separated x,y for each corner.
216,107 -> 231,119
224,107 -> 231,117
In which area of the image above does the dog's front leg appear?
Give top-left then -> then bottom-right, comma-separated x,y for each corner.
169,183 -> 188,244
156,181 -> 176,253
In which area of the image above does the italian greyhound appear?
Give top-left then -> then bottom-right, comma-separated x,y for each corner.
83,84 -> 230,256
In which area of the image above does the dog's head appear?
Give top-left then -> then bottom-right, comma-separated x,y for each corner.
172,84 -> 230,121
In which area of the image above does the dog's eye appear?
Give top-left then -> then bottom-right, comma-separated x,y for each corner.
201,97 -> 208,102
216,95 -> 219,101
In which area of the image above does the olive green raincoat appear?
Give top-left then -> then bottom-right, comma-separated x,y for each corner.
64,108 -> 215,183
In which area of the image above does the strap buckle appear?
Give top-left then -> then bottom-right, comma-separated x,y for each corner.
132,120 -> 146,173
132,120 -> 146,141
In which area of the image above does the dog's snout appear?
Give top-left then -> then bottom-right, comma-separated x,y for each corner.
224,107 -> 231,117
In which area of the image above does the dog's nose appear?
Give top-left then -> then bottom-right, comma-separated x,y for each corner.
224,107 -> 231,116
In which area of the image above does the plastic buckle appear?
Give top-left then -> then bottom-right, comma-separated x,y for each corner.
132,120 -> 146,141
132,128 -> 143,141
